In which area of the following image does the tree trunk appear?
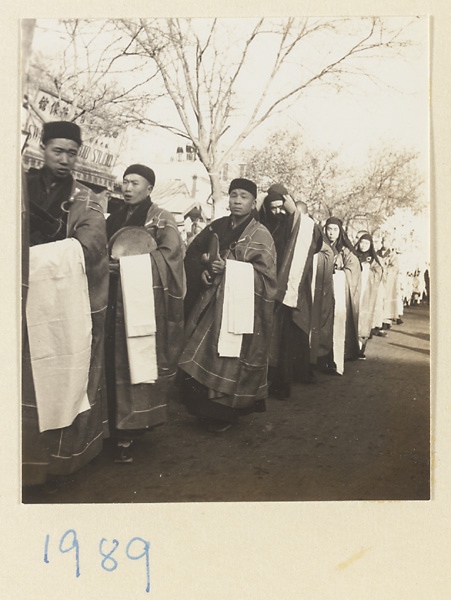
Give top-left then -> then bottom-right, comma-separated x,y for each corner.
208,170 -> 223,221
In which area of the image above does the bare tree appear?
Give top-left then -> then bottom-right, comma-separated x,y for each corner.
338,146 -> 425,231
247,130 -> 424,231
114,17 -> 415,215
25,19 -> 163,136
246,129 -> 341,220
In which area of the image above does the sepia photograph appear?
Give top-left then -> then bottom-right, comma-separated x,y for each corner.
20,16 -> 430,505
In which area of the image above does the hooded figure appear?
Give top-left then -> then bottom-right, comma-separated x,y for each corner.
259,184 -> 323,398
355,233 -> 384,358
324,217 -> 361,374
377,235 -> 402,326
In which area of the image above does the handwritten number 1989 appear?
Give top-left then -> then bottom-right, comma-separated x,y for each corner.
45,532 -> 150,593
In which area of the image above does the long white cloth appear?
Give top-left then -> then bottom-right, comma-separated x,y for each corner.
26,238 -> 92,433
359,262 -> 370,304
119,254 -> 158,384
332,270 -> 346,375
218,260 -> 254,357
309,253 -> 319,345
283,214 -> 314,307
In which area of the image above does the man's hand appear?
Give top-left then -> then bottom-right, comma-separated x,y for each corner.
282,194 -> 296,214
109,259 -> 120,273
211,257 -> 225,274
201,269 -> 213,286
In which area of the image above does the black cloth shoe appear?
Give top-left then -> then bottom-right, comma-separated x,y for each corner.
372,328 -> 387,337
114,441 -> 134,463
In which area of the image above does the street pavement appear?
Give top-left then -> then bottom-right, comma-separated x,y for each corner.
23,304 -> 430,504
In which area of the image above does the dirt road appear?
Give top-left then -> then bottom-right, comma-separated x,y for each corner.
23,304 -> 430,504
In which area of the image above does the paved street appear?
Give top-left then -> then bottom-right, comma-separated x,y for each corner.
23,304 -> 430,504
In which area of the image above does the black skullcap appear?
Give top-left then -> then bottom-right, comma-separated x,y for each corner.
265,191 -> 284,204
267,183 -> 289,196
325,217 -> 343,228
358,233 -> 372,242
42,121 -> 82,146
228,178 -> 257,199
123,164 -> 156,186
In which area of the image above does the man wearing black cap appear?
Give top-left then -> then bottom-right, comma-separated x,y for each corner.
22,121 -> 109,489
259,183 -> 323,398
179,178 -> 277,433
105,164 -> 185,462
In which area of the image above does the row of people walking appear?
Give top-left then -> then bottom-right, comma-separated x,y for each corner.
22,121 -> 409,487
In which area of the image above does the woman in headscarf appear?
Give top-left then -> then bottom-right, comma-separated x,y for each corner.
355,233 -> 383,359
324,217 -> 361,374
179,178 -> 277,432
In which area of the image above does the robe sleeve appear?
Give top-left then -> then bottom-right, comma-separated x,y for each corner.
342,248 -> 362,319
144,209 -> 185,323
183,225 -> 213,319
68,190 -> 109,314
238,224 -> 277,372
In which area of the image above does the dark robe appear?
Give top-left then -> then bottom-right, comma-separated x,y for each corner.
260,207 -> 322,391
179,216 -> 277,423
22,167 -> 109,486
323,218 -> 361,365
105,200 -> 185,432
310,238 -> 335,364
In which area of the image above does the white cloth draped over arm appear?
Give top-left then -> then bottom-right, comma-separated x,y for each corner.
119,253 -> 158,384
332,270 -> 346,375
283,215 -> 314,307
26,238 -> 92,432
360,262 -> 370,304
218,260 -> 254,357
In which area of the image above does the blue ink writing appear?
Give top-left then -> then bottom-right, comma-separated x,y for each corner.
126,537 -> 150,594
59,529 -> 80,578
44,534 -> 49,564
99,538 -> 119,572
44,533 -> 150,593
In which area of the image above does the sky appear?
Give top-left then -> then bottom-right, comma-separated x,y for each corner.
242,17 -> 428,166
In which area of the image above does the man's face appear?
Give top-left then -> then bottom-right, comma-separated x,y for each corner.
326,224 -> 340,244
122,174 -> 153,205
228,188 -> 255,217
269,200 -> 285,216
43,138 -> 79,179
